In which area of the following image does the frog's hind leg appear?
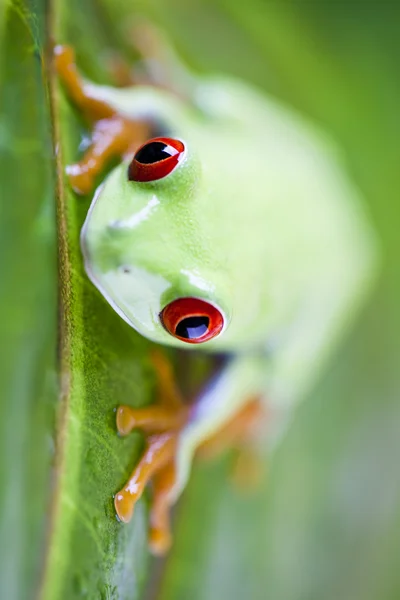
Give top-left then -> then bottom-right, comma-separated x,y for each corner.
197,397 -> 267,490
54,45 -> 151,195
105,20 -> 195,101
196,397 -> 264,459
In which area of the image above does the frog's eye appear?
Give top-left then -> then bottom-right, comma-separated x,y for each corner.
128,137 -> 185,182
161,297 -> 224,344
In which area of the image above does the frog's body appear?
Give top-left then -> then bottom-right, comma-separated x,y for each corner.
55,44 -> 377,554
83,76 -> 375,403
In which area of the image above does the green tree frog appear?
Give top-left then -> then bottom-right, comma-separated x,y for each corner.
54,40 -> 377,555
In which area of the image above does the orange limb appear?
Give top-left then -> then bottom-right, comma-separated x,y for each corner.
197,397 -> 267,491
115,354 -> 266,551
54,45 -> 115,121
54,45 -> 151,195
114,351 -> 188,549
65,116 -> 147,195
149,348 -> 184,411
114,432 -> 177,524
197,397 -> 265,459
149,460 -> 177,555
230,446 -> 265,491
106,20 -> 191,98
116,404 -> 187,436
104,52 -> 138,88
98,20 -> 169,89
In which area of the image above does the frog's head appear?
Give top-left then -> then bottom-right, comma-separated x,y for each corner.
81,136 -> 231,349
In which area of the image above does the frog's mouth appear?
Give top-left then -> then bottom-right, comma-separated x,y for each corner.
160,297 -> 224,344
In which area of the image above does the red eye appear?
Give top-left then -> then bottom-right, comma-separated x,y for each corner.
161,297 -> 224,344
128,137 -> 185,182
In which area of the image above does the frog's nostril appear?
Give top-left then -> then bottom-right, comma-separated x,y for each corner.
160,297 -> 223,344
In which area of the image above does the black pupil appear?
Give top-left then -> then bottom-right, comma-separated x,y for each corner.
175,316 -> 209,340
135,142 -> 174,164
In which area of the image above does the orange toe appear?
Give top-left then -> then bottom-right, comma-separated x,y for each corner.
65,164 -> 93,196
114,489 -> 135,523
149,526 -> 171,556
116,405 -> 135,436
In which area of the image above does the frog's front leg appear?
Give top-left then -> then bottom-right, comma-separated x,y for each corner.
54,45 -> 151,194
114,352 -> 269,554
114,350 -> 189,553
106,20 -> 196,101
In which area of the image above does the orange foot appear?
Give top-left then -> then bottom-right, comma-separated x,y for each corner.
114,350 -> 188,555
54,44 -> 151,195
197,396 -> 267,491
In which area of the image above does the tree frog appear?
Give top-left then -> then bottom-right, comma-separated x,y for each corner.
54,39 -> 377,555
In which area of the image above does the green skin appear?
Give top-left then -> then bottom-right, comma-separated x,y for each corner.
81,74 -> 377,499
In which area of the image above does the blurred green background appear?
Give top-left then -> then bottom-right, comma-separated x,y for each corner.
1,1 -> 399,599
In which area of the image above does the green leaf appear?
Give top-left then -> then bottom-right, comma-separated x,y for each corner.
0,3 -> 57,599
